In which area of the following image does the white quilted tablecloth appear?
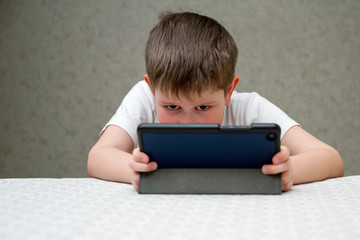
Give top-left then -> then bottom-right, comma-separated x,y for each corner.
1,176 -> 359,240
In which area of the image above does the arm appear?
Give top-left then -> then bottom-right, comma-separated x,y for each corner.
282,125 -> 344,183
88,125 -> 135,183
262,125 -> 344,191
88,125 -> 157,189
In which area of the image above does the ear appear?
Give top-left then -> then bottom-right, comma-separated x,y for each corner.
225,76 -> 239,105
144,74 -> 155,96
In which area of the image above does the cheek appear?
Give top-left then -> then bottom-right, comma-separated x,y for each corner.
201,113 -> 223,124
205,107 -> 225,124
157,109 -> 176,123
196,107 -> 225,124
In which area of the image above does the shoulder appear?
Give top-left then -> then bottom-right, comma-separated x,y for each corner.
121,80 -> 154,106
229,91 -> 299,139
128,80 -> 153,97
224,91 -> 262,125
102,80 -> 155,147
120,80 -> 154,110
229,91 -> 265,107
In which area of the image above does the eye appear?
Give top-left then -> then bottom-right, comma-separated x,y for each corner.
167,105 -> 180,110
195,105 -> 210,111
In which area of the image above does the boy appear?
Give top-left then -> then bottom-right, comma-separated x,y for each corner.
88,12 -> 344,192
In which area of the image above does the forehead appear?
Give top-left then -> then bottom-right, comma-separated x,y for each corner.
154,88 -> 225,103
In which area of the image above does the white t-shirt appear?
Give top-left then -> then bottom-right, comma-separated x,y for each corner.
102,80 -> 299,147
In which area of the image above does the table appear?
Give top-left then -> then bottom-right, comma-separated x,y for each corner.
1,176 -> 359,240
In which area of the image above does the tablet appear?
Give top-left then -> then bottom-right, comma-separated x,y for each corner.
137,123 -> 281,169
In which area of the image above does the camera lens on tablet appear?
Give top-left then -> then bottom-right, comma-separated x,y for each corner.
266,133 -> 277,141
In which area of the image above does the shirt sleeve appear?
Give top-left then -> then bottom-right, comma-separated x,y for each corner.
100,81 -> 155,147
247,93 -> 299,139
227,92 -> 299,140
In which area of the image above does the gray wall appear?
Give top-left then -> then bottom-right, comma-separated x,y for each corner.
1,0 -> 359,178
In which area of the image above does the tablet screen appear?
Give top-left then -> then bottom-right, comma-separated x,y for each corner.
138,124 -> 280,168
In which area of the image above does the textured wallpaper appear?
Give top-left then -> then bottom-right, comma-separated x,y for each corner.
0,0 -> 359,177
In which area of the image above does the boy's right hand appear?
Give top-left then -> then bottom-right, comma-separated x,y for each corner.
129,147 -> 158,191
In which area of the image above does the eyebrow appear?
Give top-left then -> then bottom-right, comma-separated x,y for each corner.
195,101 -> 217,105
157,100 -> 180,105
158,100 -> 217,106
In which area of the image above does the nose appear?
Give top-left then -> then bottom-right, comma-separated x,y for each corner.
178,113 -> 196,123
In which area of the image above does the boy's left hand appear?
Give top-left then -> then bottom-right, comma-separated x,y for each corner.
261,146 -> 293,191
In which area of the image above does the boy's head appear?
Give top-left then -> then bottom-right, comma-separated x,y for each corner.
145,12 -> 238,98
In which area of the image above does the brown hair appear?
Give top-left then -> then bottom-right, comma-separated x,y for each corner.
145,12 -> 238,98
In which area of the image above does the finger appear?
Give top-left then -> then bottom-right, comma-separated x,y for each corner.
129,160 -> 157,172
273,146 -> 290,165
133,148 -> 150,163
282,181 -> 292,192
262,160 -> 290,175
131,171 -> 140,191
281,170 -> 293,192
